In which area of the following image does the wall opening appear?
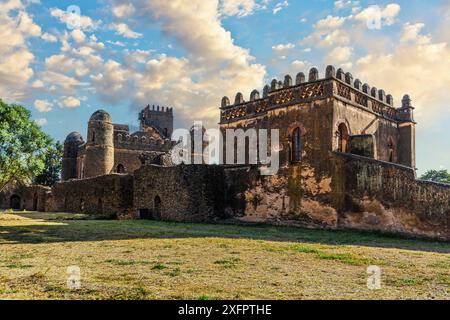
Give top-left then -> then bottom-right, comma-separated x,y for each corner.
388,137 -> 395,162
139,208 -> 150,219
117,164 -> 125,173
291,127 -> 302,162
33,193 -> 38,211
97,198 -> 103,213
80,199 -> 85,212
338,123 -> 349,153
10,195 -> 21,210
154,195 -> 162,220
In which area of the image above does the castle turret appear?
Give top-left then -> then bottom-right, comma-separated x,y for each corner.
62,132 -> 84,181
83,110 -> 114,178
139,104 -> 174,139
397,95 -> 416,170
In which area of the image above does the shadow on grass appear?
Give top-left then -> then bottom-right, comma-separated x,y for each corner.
0,212 -> 449,253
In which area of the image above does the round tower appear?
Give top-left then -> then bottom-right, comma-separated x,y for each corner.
62,132 -> 84,181
83,110 -> 114,178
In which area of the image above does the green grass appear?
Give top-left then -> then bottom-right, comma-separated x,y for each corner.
0,211 -> 449,300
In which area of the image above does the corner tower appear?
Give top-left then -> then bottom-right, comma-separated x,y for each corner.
84,110 -> 114,178
62,132 -> 84,181
139,105 -> 173,139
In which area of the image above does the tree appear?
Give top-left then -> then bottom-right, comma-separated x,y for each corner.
0,100 -> 53,192
420,169 -> 450,184
34,141 -> 63,186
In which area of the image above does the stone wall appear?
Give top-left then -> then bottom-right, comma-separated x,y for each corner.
331,153 -> 450,240
0,184 -> 51,211
133,164 -> 226,222
51,174 -> 134,217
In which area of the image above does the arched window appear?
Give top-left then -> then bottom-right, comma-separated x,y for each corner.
10,195 -> 21,210
92,132 -> 95,143
163,128 -> 168,137
338,123 -> 349,153
291,127 -> 302,162
117,164 -> 125,173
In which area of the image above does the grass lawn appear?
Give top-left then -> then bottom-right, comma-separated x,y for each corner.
0,211 -> 449,300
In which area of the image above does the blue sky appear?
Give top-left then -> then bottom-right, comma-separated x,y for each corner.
1,0 -> 449,174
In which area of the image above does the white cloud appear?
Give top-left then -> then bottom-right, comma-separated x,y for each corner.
315,15 -> 347,30
291,60 -> 308,69
272,43 -> 295,53
355,28 -> 450,122
35,118 -> 48,126
220,0 -> 259,17
50,8 -> 101,31
41,32 -> 57,42
34,99 -> 53,112
354,3 -> 401,28
327,46 -> 353,63
273,1 -> 288,14
61,96 -> 81,108
401,23 -> 431,44
109,23 -> 142,39
112,3 -> 136,18
105,0 -> 266,125
71,29 -> 86,43
0,1 -> 41,100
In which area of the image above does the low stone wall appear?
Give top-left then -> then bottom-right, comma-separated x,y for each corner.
0,184 -> 51,211
331,153 -> 450,240
51,174 -> 134,217
133,164 -> 226,221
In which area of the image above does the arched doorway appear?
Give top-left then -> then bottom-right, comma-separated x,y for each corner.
338,123 -> 349,153
33,193 -> 38,211
154,196 -> 162,219
10,195 -> 21,210
117,164 -> 125,173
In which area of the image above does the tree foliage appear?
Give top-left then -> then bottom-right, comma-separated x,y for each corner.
34,141 -> 63,187
419,169 -> 450,184
0,100 -> 53,192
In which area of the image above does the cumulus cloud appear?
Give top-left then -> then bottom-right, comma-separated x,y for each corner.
354,3 -> 400,29
61,96 -> 81,108
272,43 -> 295,53
355,28 -> 450,122
327,46 -> 353,63
111,3 -> 136,18
104,0 -> 266,126
109,22 -> 142,39
35,118 -> 48,126
0,0 -> 41,100
41,32 -> 58,42
273,1 -> 288,14
219,0 -> 262,17
34,99 -> 53,112
50,8 -> 101,31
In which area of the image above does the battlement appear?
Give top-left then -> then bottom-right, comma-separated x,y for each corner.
220,65 -> 414,124
114,132 -> 173,151
139,104 -> 174,138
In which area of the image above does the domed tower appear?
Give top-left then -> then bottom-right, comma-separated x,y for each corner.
83,110 -> 114,178
62,132 -> 84,181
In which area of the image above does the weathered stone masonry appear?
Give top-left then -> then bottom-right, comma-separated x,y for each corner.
1,65 -> 449,241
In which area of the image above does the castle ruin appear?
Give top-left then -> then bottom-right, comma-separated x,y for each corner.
1,66 -> 449,241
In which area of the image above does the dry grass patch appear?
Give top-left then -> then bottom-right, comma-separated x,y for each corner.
0,211 -> 449,300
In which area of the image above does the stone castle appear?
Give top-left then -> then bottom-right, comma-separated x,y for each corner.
1,65 -> 449,240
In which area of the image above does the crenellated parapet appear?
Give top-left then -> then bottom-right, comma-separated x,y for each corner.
220,65 -> 413,123
115,132 -> 173,151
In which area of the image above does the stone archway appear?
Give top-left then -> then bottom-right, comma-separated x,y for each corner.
10,195 -> 21,210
